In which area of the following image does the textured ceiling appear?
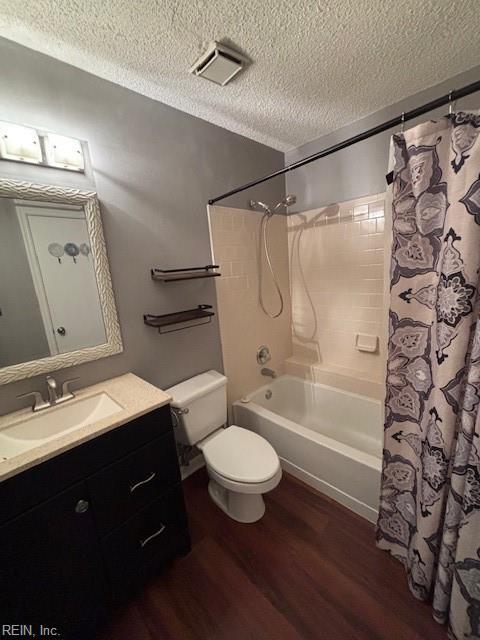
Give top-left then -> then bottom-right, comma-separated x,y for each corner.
0,1 -> 479,151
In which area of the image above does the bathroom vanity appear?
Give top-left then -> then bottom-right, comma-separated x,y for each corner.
0,374 -> 190,639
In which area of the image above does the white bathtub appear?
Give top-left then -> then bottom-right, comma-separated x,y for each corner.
233,375 -> 383,522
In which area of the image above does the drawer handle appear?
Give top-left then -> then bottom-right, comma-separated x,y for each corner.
140,524 -> 166,548
130,471 -> 156,494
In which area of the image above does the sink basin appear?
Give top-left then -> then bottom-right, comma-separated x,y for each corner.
0,393 -> 123,460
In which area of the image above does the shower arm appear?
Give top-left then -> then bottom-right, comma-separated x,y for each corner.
249,200 -> 272,216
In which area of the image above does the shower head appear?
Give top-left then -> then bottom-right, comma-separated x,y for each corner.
250,195 -> 296,216
274,194 -> 297,212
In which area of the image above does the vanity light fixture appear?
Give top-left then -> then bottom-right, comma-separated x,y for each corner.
0,122 -> 42,165
0,121 -> 85,172
44,133 -> 85,172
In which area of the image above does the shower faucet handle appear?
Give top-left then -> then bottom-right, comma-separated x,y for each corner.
257,345 -> 271,365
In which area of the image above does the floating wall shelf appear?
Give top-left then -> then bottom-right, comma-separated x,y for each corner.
151,265 -> 221,283
144,304 -> 215,334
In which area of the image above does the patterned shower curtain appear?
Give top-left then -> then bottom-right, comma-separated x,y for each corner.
376,112 -> 480,640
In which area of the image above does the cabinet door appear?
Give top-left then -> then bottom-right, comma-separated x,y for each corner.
0,482 -> 107,639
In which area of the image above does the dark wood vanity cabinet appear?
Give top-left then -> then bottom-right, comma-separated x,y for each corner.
0,405 -> 190,639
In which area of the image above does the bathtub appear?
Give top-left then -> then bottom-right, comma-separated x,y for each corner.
233,375 -> 383,522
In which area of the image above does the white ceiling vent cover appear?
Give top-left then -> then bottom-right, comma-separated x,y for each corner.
190,42 -> 248,86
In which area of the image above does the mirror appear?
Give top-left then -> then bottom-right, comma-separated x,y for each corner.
0,179 -> 122,384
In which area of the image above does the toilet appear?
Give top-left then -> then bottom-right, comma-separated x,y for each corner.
166,370 -> 281,523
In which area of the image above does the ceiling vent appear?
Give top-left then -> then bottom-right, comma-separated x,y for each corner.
190,42 -> 248,86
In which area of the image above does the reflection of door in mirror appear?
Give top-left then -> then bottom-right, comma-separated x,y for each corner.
0,198 -> 107,368
17,203 -> 107,354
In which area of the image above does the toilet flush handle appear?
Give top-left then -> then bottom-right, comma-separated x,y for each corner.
170,406 -> 189,428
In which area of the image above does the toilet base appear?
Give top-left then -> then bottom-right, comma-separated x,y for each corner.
208,479 -> 266,523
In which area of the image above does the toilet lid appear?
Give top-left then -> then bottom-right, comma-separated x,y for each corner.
201,426 -> 280,484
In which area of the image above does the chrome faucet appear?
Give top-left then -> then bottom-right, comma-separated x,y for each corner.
17,376 -> 79,412
46,376 -> 59,405
261,367 -> 277,379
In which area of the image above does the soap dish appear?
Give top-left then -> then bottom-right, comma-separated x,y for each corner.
355,333 -> 378,353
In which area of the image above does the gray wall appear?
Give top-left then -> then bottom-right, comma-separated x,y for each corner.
286,66 -> 480,212
0,37 -> 284,414
0,198 -> 50,367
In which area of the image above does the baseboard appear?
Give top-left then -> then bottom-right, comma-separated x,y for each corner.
280,457 -> 379,523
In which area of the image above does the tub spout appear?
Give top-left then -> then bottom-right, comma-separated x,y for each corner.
261,367 -> 277,379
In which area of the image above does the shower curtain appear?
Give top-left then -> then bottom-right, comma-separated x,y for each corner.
377,112 -> 480,640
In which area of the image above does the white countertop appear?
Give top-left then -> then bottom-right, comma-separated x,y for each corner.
0,373 -> 171,482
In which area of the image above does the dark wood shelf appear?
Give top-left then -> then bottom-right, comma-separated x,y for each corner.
144,305 -> 214,334
151,265 -> 220,283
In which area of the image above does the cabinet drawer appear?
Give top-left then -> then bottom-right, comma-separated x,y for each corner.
102,485 -> 189,597
88,431 -> 180,535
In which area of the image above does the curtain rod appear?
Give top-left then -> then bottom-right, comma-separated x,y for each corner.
208,79 -> 480,206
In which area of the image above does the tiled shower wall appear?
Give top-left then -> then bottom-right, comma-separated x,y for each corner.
285,194 -> 387,398
208,206 -> 292,409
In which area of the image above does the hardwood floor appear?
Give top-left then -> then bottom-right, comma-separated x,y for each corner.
102,469 -> 447,640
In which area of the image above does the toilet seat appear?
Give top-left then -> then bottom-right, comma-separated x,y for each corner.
208,464 -> 282,495
199,425 -> 280,484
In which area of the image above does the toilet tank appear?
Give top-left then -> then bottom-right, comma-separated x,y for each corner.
166,370 -> 227,445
